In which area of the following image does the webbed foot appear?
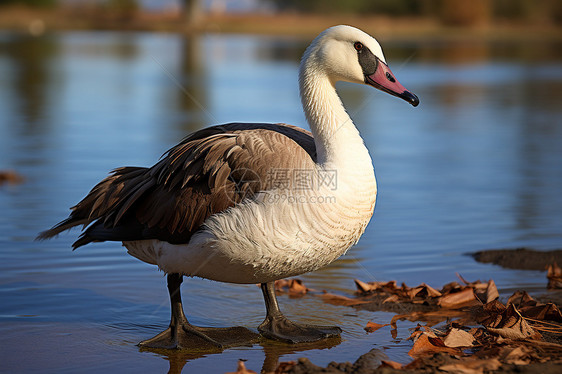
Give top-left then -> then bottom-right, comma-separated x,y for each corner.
258,314 -> 341,343
139,323 -> 259,350
258,281 -> 341,344
139,273 -> 259,351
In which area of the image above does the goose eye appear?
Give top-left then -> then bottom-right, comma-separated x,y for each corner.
354,42 -> 363,51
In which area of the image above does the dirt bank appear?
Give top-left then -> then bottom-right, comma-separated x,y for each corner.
472,248 -> 562,271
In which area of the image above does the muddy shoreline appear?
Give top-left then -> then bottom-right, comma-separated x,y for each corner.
471,248 -> 562,271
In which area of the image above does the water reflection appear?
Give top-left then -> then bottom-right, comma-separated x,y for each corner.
513,78 -> 562,240
145,336 -> 341,374
172,35 -> 208,134
385,39 -> 562,66
0,34 -> 58,128
0,31 -> 561,373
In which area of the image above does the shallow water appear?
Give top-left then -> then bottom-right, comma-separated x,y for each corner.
1,31 -> 561,373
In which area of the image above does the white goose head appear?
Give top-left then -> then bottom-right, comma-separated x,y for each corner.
300,25 -> 419,107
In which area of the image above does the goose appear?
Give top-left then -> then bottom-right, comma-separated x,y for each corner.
38,25 -> 419,348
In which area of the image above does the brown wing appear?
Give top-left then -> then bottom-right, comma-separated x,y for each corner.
37,123 -> 316,248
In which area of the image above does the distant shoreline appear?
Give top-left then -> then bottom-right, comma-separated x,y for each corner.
1,6 -> 561,42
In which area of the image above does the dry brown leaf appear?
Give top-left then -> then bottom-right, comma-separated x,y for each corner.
506,290 -> 562,322
354,279 -> 400,294
524,303 -> 562,322
487,326 -> 538,340
287,279 -> 307,294
500,345 -> 534,365
479,300 -> 507,327
274,278 -> 308,295
485,314 -> 504,329
226,360 -> 257,374
438,288 -> 481,309
274,361 -> 296,374
485,279 -> 499,303
274,279 -> 290,291
473,284 -> 489,303
423,283 -> 443,298
378,360 -> 403,369
354,279 -> 372,294
422,324 -> 440,337
439,364 -> 480,374
439,358 -> 501,374
383,280 -> 398,290
438,363 -> 481,374
455,275 -> 499,304
547,262 -> 562,289
364,321 -> 389,333
0,170 -> 24,185
487,304 -> 542,340
408,333 -> 460,358
508,290 -> 536,308
406,327 -> 426,342
392,313 -> 429,330
406,283 -> 442,299
407,286 -> 424,299
444,328 -> 475,348
484,299 -> 507,314
428,335 -> 448,347
383,294 -> 400,303
390,314 -> 400,330
442,281 -> 463,294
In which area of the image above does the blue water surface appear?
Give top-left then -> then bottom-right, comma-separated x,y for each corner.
1,31 -> 561,373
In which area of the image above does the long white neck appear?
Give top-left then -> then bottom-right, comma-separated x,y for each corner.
299,59 -> 374,174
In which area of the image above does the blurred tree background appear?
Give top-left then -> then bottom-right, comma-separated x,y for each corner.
266,0 -> 562,26
0,0 -> 560,30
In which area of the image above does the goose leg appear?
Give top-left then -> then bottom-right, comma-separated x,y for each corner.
138,273 -> 258,350
257,282 -> 341,343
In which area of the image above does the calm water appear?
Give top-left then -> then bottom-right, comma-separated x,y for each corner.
1,31 -> 561,373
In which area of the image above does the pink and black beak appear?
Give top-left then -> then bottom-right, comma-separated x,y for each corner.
356,43 -> 419,107
365,59 -> 419,107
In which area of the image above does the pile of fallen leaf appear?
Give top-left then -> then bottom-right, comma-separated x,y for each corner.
321,274 -> 499,311
262,275 -> 562,373
388,291 -> 562,372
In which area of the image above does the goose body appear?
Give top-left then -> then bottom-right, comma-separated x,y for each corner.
39,25 -> 418,347
124,126 -> 376,283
